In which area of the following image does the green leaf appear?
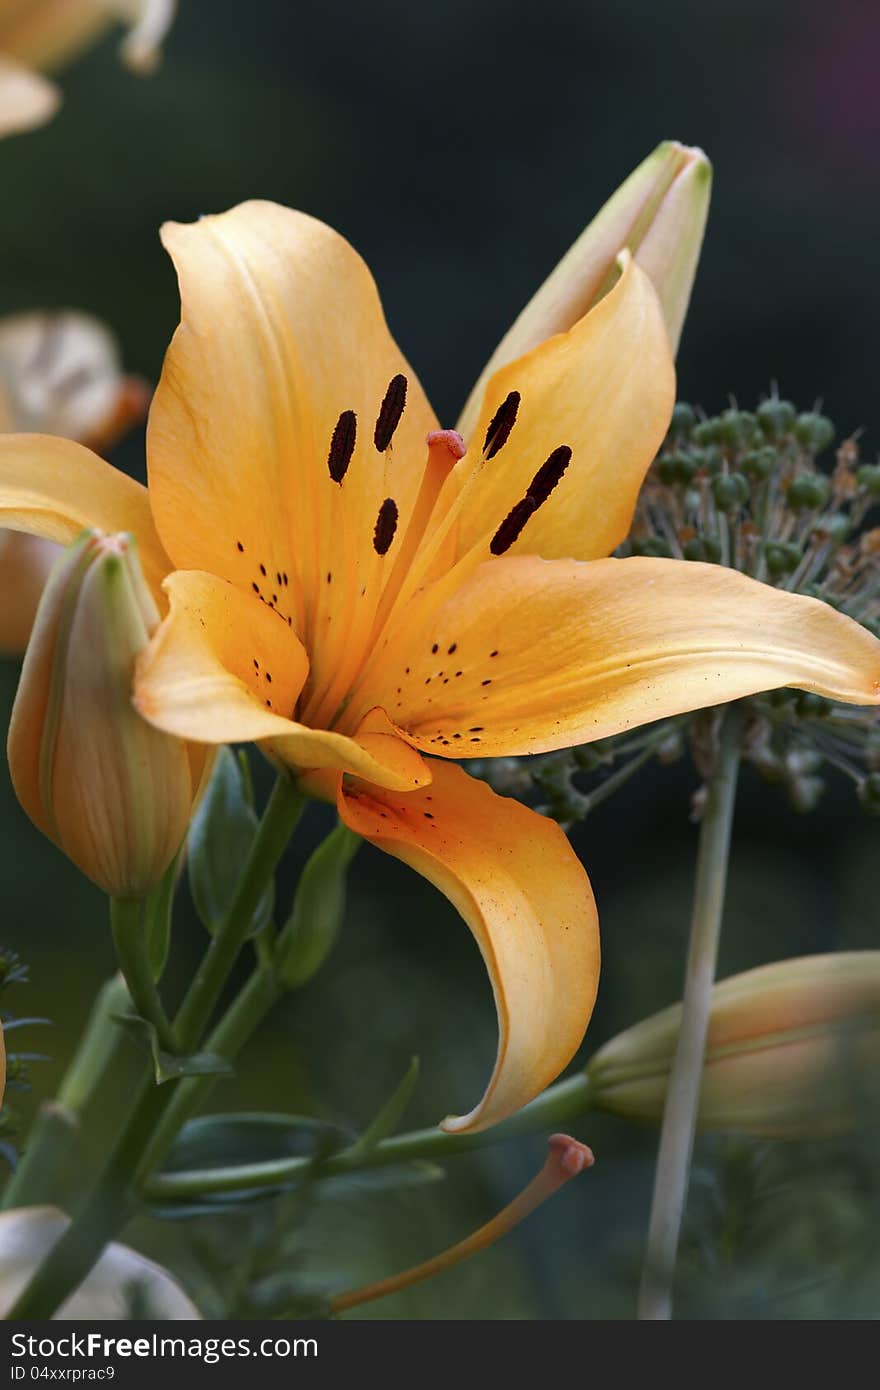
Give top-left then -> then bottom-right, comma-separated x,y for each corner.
275,822 -> 360,986
145,851 -> 180,980
187,748 -> 274,937
114,1013 -> 234,1086
346,1056 -> 420,1160
149,1112 -> 347,1217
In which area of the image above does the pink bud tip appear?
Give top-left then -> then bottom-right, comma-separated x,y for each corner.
548,1132 -> 595,1177
426,429 -> 466,460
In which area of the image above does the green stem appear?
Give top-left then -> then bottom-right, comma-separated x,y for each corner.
110,898 -> 178,1053
5,1073 -> 166,1318
5,774 -> 303,1321
174,774 -> 304,1050
139,964 -> 283,1177
637,704 -> 742,1321
2,975 -> 130,1212
142,1073 -> 594,1202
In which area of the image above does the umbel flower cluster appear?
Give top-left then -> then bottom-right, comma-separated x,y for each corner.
481,398 -> 880,822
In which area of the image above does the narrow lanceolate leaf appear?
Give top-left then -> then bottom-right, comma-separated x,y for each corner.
346,1057 -> 421,1160
187,747 -> 273,938
275,822 -> 360,987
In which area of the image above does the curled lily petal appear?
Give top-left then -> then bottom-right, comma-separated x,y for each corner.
458,140 -> 709,437
372,555 -> 880,757
338,759 -> 600,1133
134,570 -> 430,791
0,434 -> 171,600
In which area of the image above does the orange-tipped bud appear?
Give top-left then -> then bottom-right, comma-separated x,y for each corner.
589,953 -> 880,1139
7,529 -> 194,897
459,141 -> 711,438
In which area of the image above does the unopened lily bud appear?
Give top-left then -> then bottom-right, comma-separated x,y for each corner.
7,530 -> 194,897
0,1207 -> 199,1318
588,953 -> 880,1139
275,823 -> 360,987
459,141 -> 711,437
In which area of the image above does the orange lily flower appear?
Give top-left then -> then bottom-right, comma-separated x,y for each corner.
0,0 -> 175,137
1,201 -> 879,1132
0,309 -> 149,653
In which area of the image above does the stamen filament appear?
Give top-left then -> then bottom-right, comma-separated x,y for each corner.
329,1134 -> 594,1314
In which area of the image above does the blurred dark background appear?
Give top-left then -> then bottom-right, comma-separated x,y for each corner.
1,0 -> 879,1319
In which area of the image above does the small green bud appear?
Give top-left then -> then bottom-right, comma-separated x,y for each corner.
742,446 -> 776,479
691,446 -> 723,475
572,745 -> 603,772
656,454 -> 682,485
670,402 -> 696,435
682,536 -> 708,561
856,464 -> 880,496
756,398 -> 796,438
786,473 -> 830,510
692,419 -> 720,446
275,824 -> 360,987
794,412 -> 835,453
764,540 -> 802,576
711,472 -> 750,511
631,536 -> 672,558
813,513 -> 850,544
717,409 -> 757,448
702,536 -> 722,563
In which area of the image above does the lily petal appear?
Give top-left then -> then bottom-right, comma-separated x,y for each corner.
0,533 -> 56,655
0,434 -> 171,599
452,257 -> 674,564
0,56 -> 58,138
459,140 -> 709,436
338,759 -> 599,1132
135,570 -> 430,791
376,555 -> 880,757
148,201 -> 438,663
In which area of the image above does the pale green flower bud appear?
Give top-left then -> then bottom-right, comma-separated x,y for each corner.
588,953 -> 880,1139
0,1207 -> 199,1318
7,529 -> 195,897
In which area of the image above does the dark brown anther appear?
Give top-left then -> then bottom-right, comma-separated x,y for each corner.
527,445 -> 572,506
374,374 -> 407,451
483,390 -> 521,459
490,495 -> 537,555
373,497 -> 399,555
328,409 -> 357,483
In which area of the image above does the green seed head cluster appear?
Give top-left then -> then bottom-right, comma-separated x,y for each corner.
479,398 -> 880,823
